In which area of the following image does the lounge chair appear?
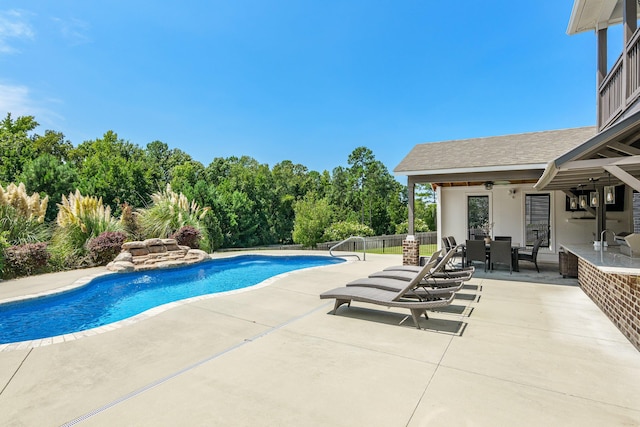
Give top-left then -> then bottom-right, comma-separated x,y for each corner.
383,249 -> 474,280
319,257 -> 456,329
371,249 -> 474,284
385,248 -> 441,271
442,237 -> 452,252
446,236 -> 465,266
347,276 -> 465,297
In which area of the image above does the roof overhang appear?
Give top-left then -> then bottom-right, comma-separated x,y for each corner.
395,163 -> 548,177
403,165 -> 545,188
535,109 -> 640,191
567,0 -> 640,34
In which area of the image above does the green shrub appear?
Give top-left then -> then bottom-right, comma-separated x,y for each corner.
322,221 -> 375,242
137,184 -> 209,241
3,242 -> 50,278
0,204 -> 50,246
87,231 -> 127,265
395,218 -> 430,234
292,193 -> 333,248
0,182 -> 48,223
50,190 -> 125,267
0,232 -> 8,278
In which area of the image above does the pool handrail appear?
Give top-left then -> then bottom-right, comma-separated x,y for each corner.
329,236 -> 366,261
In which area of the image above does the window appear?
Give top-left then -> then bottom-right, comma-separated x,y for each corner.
467,195 -> 489,239
525,194 -> 550,247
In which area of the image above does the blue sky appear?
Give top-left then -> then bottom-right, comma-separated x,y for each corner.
0,1 -> 599,175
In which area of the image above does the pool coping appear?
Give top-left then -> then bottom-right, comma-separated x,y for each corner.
0,254 -> 352,352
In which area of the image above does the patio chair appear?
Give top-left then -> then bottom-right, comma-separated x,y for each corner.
319,257 -> 456,329
446,236 -> 465,266
465,239 -> 488,272
518,237 -> 543,273
494,236 -> 512,243
490,240 -> 512,274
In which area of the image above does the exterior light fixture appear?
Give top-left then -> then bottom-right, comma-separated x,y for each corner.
579,194 -> 587,208
569,196 -> 578,210
604,186 -> 615,204
484,181 -> 493,190
604,173 -> 615,205
590,191 -> 599,207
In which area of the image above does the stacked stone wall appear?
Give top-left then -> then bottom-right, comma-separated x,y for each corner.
578,259 -> 640,351
107,238 -> 209,272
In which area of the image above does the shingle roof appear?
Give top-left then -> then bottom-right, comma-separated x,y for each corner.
394,127 -> 597,174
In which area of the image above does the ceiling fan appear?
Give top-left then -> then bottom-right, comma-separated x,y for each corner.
483,180 -> 511,190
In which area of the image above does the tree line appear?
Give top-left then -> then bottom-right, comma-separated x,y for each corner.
0,112 -> 436,275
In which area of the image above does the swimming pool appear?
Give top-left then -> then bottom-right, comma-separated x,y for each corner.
0,254 -> 344,344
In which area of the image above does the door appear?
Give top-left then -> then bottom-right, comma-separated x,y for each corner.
467,195 -> 489,239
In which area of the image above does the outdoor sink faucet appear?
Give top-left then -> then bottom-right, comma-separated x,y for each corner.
600,229 -> 616,248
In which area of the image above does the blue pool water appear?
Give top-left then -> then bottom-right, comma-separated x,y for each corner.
0,254 -> 344,344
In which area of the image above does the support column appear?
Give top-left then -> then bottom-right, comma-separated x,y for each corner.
407,177 -> 416,236
596,186 -> 606,239
624,0 -> 637,43
597,27 -> 607,130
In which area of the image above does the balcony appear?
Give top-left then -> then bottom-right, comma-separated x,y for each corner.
599,27 -> 640,130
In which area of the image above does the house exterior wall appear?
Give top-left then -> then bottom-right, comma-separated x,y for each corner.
438,184 -> 634,263
553,187 -> 633,245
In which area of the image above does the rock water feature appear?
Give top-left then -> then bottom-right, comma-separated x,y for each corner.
106,238 -> 210,272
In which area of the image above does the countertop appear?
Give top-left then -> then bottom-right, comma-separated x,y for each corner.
560,243 -> 640,274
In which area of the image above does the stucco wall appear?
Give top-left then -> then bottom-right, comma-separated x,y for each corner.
553,187 -> 632,246
438,184 -> 633,263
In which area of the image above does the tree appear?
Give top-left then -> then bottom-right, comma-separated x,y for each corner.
169,160 -> 206,197
70,131 -> 154,210
423,203 -> 437,231
204,156 -> 275,247
30,130 -> 73,161
0,113 -> 38,184
329,146 -> 407,235
18,154 -> 78,221
145,140 -> 192,184
271,160 -> 311,244
292,193 -> 333,248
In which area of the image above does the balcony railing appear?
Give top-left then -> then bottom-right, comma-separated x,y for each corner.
599,28 -> 640,130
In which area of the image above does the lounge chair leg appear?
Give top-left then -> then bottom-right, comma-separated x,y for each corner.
409,309 -> 424,329
333,299 -> 351,314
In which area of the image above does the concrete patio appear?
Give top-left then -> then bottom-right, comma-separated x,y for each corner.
1,251 -> 639,426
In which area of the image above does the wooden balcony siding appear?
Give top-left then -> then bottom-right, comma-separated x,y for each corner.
599,28 -> 640,130
627,29 -> 640,106
599,55 -> 624,129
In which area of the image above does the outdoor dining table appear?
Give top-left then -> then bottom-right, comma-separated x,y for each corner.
459,241 -> 522,272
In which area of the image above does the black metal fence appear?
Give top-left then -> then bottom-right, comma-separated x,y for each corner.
216,232 -> 439,255
316,232 -> 438,254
